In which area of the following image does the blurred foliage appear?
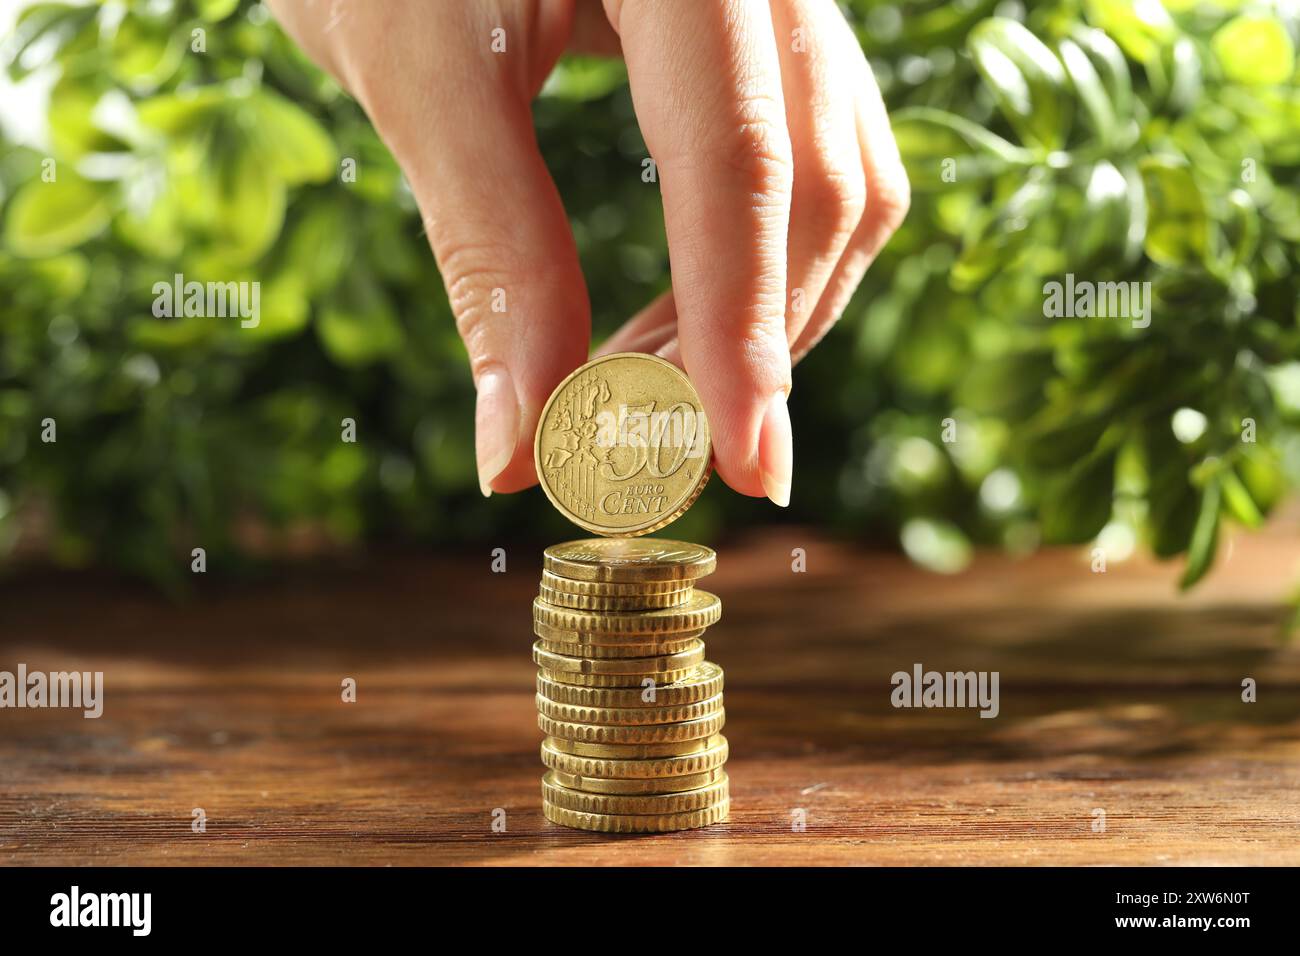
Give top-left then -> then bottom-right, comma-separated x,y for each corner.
0,1 -> 1298,599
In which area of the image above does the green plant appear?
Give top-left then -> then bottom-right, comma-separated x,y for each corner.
0,1 -> 1297,611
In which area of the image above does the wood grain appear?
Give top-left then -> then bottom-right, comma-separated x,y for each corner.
2,521 -> 1299,866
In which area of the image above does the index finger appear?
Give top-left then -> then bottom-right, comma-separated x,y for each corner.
604,0 -> 794,505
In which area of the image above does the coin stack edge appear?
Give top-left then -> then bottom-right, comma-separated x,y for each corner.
534,539 -> 730,833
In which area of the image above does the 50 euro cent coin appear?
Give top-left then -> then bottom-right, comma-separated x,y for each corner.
543,539 -> 716,584
532,590 -> 720,636
534,637 -> 701,659
542,733 -> 722,759
546,767 -> 723,794
540,734 -> 729,778
534,353 -> 711,537
537,709 -> 725,745
536,583 -> 692,611
542,771 -> 729,815
542,799 -> 729,833
535,691 -> 724,725
535,661 -> 724,708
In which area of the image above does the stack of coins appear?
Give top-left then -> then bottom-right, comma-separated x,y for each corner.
533,538 -> 729,832
531,352 -> 727,832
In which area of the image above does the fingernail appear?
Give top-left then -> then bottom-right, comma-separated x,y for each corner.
475,367 -> 519,497
758,390 -> 793,508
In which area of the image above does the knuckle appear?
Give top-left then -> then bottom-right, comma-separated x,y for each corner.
796,161 -> 867,248
723,295 -> 791,355
708,107 -> 795,204
427,229 -> 515,356
869,164 -> 911,234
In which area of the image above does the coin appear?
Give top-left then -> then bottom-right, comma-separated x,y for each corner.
543,798 -> 730,833
538,710 -> 724,745
537,583 -> 692,611
540,735 -> 729,778
543,734 -> 722,759
540,570 -> 696,597
536,661 -> 724,708
533,620 -> 707,648
539,667 -> 701,688
532,640 -> 705,676
546,768 -> 723,794
535,638 -> 700,659
534,353 -> 712,537
543,539 -> 717,583
535,692 -> 724,726
542,771 -> 729,815
532,591 -> 721,635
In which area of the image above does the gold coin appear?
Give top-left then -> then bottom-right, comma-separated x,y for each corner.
535,692 -> 724,725
536,661 -> 724,708
546,768 -> 723,794
539,667 -> 700,688
540,570 -> 695,597
535,638 -> 700,659
532,591 -> 720,635
538,710 -> 725,745
543,734 -> 722,759
533,640 -> 704,676
540,735 -> 729,778
543,539 -> 717,583
543,798 -> 729,833
533,620 -> 707,648
537,583 -> 692,611
543,771 -> 729,815
534,353 -> 712,537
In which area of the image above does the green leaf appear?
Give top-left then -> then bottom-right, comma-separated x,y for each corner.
243,271 -> 311,340
1138,157 -> 1209,267
137,87 -> 228,136
1058,38 -> 1115,143
1212,15 -> 1296,86
957,350 -> 1054,418
1179,477 -> 1221,589
541,57 -> 628,102
285,201 -> 354,295
1069,160 -> 1131,264
891,107 -> 1032,189
48,82 -> 129,158
1143,430 -> 1198,559
1069,27 -> 1133,122
1220,468 -> 1263,529
6,3 -> 96,81
3,171 -> 114,257
213,146 -> 286,262
1041,447 -> 1117,544
951,174 -> 1052,290
1166,38 -> 1203,114
968,18 -> 1071,150
247,92 -> 337,185
1084,0 -> 1176,64
106,12 -> 186,93
317,277 -> 404,366
196,0 -> 241,22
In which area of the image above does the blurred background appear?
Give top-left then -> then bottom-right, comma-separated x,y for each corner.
0,0 -> 1297,605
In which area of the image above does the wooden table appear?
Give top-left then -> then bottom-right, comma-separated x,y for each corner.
3,523 -> 1299,866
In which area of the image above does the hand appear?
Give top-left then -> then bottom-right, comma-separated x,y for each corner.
268,0 -> 909,504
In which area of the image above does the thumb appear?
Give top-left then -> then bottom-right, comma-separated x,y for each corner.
393,88 -> 590,496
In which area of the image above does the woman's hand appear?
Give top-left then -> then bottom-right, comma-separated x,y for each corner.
268,0 -> 909,505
